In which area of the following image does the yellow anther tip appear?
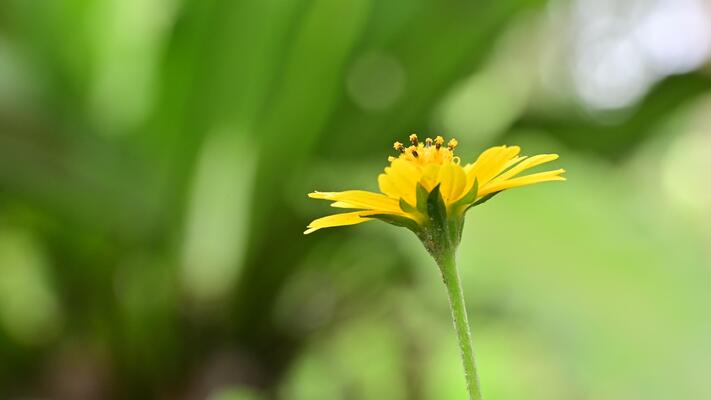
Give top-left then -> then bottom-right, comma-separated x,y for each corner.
393,141 -> 403,150
448,138 -> 459,149
408,134 -> 419,146
408,145 -> 419,157
434,136 -> 445,145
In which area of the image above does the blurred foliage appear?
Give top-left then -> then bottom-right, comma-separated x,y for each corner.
1,0 -> 711,399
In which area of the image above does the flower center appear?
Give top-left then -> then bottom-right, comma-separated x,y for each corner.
389,134 -> 460,166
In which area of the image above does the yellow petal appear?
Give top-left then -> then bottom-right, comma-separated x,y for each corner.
479,169 -> 566,195
308,190 -> 401,212
378,159 -> 420,204
418,164 -> 441,193
500,155 -> 528,172
304,211 -> 380,234
487,146 -> 521,180
492,154 -> 559,183
466,145 -> 521,188
437,163 -> 467,203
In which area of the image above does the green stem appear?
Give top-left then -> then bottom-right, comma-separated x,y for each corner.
438,251 -> 483,400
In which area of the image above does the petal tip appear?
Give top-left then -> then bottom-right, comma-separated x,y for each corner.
308,191 -> 331,199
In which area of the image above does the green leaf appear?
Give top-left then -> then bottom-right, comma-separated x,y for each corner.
370,214 -> 421,233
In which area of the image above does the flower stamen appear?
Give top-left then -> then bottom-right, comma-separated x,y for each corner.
409,145 -> 419,158
448,138 -> 458,151
435,136 -> 445,150
394,141 -> 405,153
409,133 -> 419,146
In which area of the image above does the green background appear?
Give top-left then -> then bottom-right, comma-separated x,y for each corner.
1,0 -> 710,398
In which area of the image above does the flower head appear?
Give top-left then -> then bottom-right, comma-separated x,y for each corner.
305,135 -> 565,252
305,134 -> 564,399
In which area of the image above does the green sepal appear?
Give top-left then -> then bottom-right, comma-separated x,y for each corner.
452,178 -> 478,209
370,214 -> 421,233
468,191 -> 500,210
398,198 -> 418,214
415,183 -> 429,214
426,184 -> 447,229
418,184 -> 460,261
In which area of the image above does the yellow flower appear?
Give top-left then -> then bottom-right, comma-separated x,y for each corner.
304,134 -> 565,399
304,134 -> 565,236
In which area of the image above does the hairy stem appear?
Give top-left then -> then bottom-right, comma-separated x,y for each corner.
438,251 -> 483,400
